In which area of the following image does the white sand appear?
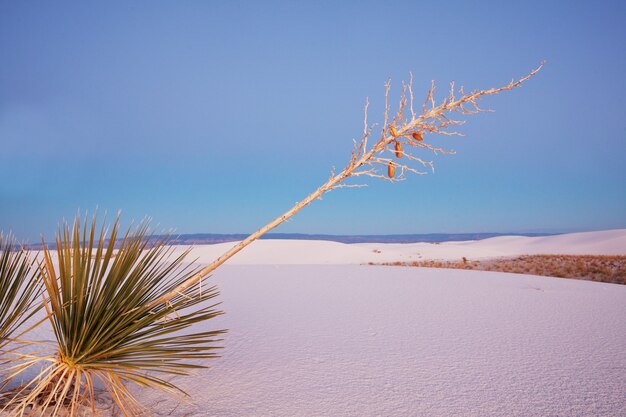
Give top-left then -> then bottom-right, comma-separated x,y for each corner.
9,229 -> 626,416
137,229 -> 625,416
138,265 -> 626,416
175,228 -> 626,265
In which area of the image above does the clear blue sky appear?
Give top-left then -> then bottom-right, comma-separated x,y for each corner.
1,1 -> 625,242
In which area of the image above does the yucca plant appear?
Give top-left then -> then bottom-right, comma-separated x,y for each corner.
5,216 -> 224,417
0,234 -> 41,352
2,64 -> 543,416
0,234 -> 42,405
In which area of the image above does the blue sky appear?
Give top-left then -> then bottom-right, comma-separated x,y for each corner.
1,1 -> 625,242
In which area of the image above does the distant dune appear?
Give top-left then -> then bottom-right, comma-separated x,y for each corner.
172,228 -> 626,265
170,231 -> 556,245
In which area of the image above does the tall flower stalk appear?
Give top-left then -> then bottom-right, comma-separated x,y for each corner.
150,63 -> 544,309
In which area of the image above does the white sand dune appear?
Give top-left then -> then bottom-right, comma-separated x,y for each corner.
10,229 -> 626,416
145,229 -> 625,416
136,265 -> 626,416
177,228 -> 626,265
177,239 -> 380,265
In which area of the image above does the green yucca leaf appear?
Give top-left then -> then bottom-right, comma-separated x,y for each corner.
12,214 -> 225,416
0,234 -> 42,352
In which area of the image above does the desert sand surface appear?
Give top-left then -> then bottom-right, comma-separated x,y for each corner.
123,230 -> 626,415
133,265 -> 625,416
9,229 -> 626,416
174,228 -> 626,265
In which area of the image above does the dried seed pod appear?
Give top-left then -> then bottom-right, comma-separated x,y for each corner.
389,125 -> 399,138
412,131 -> 423,141
387,161 -> 396,178
394,140 -> 403,158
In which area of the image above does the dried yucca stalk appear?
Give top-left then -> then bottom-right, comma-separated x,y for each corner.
149,63 -> 544,309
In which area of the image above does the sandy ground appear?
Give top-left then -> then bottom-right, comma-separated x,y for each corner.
133,265 -> 626,416
7,229 -> 626,416
172,228 -> 626,265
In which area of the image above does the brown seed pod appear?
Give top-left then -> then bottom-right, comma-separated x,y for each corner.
394,140 -> 403,158
389,125 -> 399,138
412,131 -> 424,141
387,161 -> 396,178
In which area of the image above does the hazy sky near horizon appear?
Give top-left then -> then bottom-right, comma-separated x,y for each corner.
1,1 -> 625,242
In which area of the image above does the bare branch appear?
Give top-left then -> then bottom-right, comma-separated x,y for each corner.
409,72 -> 415,121
383,79 -> 391,135
331,183 -> 369,189
148,63 -> 545,309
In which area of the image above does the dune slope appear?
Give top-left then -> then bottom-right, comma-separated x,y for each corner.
133,265 -> 626,416
177,229 -> 626,265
